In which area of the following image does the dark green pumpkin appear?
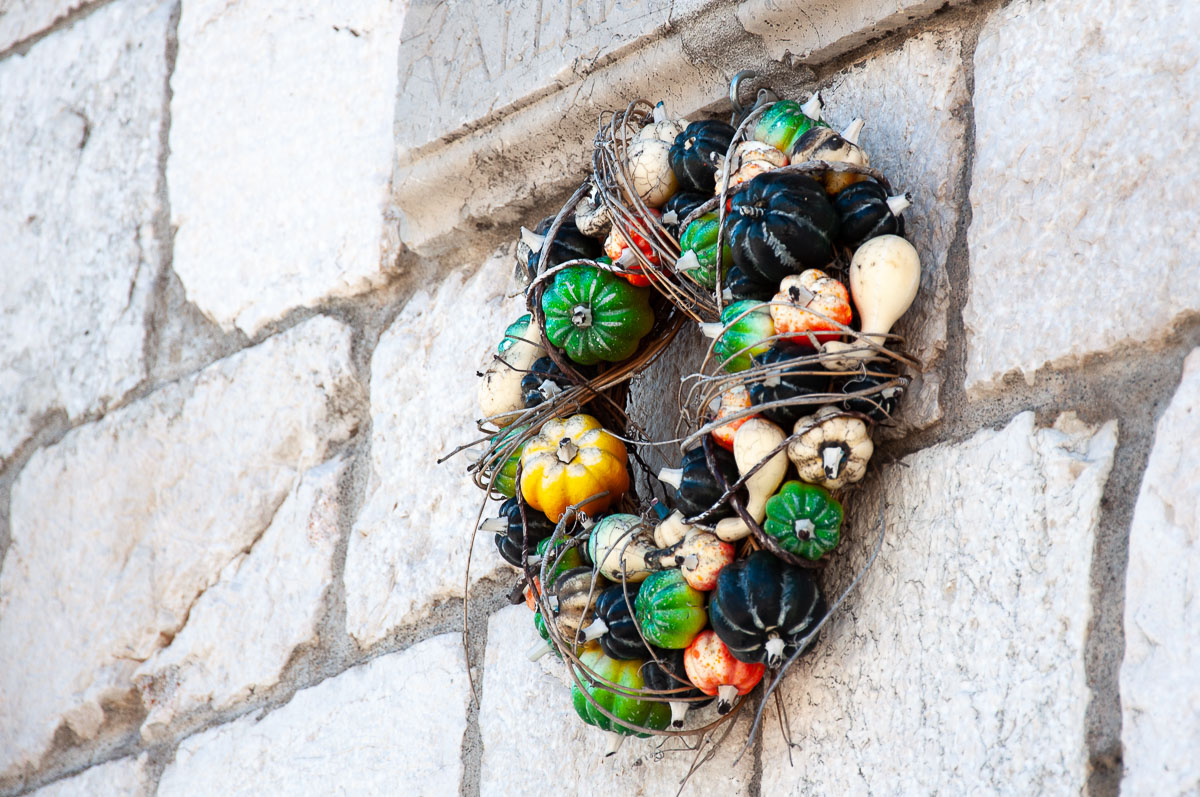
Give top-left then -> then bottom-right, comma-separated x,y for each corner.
709,551 -> 826,668
520,356 -> 571,409
522,216 -> 602,280
542,266 -> 655,365
837,360 -> 904,422
678,212 -> 731,290
751,100 -> 828,154
491,496 -> 555,567
571,646 -> 671,737
670,120 -> 737,194
634,569 -> 708,649
724,172 -> 839,286
537,536 -> 588,587
747,342 -> 831,428
833,179 -> 906,250
762,481 -> 843,560
591,582 -> 650,660
482,424 -> 529,498
720,264 -> 775,303
642,649 -> 713,728
660,444 -> 739,520
661,190 -> 710,239
710,299 -> 774,373
496,314 -> 535,356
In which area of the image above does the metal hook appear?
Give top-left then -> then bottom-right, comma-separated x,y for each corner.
729,70 -> 780,125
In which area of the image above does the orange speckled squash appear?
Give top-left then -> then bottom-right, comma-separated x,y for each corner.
683,630 -> 764,714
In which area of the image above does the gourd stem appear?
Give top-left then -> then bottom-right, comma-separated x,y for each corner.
674,249 -> 702,275
478,517 -> 508,533
792,518 -> 816,539
570,305 -> 593,329
657,467 -> 684,490
519,226 -> 546,255
765,635 -> 786,668
717,684 -> 740,714
821,445 -> 847,480
669,701 -> 689,728
800,92 -> 823,121
527,640 -> 552,661
841,118 -> 865,145
681,553 -> 700,570
557,438 -> 580,464
604,732 -> 626,757
887,193 -> 912,216
698,322 -> 723,339
581,618 -> 609,642
652,101 -> 667,123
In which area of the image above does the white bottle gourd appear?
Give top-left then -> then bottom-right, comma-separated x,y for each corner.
821,234 -> 920,370
714,418 -> 788,542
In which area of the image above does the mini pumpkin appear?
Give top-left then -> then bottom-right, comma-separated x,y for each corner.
713,141 -> 788,191
603,210 -> 661,287
519,414 -> 630,522
481,423 -> 529,498
762,481 -> 844,560
787,406 -> 874,490
833,179 -> 909,250
643,649 -> 713,728
660,190 -> 711,239
634,569 -> 708,649
656,444 -> 739,521
541,265 -> 655,365
483,496 -> 556,567
711,385 -> 757,451
519,216 -> 603,280
572,644 -> 671,754
583,581 -> 649,660
699,299 -> 775,373
587,513 -> 661,583
787,119 -> 870,193
751,95 -> 826,153
724,172 -> 839,287
683,630 -> 765,714
553,565 -> 609,641
478,314 -> 546,427
747,342 -> 830,429
769,269 -> 853,347
670,119 -> 737,194
837,360 -> 904,422
676,212 -> 731,290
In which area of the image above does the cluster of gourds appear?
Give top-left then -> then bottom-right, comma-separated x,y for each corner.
470,86 -> 922,756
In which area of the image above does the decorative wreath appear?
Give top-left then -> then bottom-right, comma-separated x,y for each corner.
453,71 -> 921,769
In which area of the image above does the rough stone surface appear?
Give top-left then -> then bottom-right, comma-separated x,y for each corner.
965,0 -> 1200,392
157,634 -> 468,796
30,754 -> 152,797
0,316 -> 362,776
1121,348 -> 1200,795
169,0 -> 407,335
0,0 -> 89,53
0,0 -> 171,464
132,455 -> 351,741
345,247 -> 520,647
821,29 -> 970,430
761,412 -> 1117,795
479,603 -> 755,796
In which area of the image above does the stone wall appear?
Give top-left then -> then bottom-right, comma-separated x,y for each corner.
1,0 -> 1198,794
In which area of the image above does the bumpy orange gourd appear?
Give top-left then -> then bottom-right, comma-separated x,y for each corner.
683,630 -> 765,714
769,269 -> 852,347
711,385 -> 756,451
519,414 -> 630,522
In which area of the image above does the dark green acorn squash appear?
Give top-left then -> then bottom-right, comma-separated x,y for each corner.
709,551 -> 826,668
661,190 -> 710,239
747,342 -> 831,429
589,582 -> 650,661
658,444 -> 739,521
720,264 -> 775,303
541,266 -> 655,365
488,496 -> 555,567
833,179 -> 906,250
670,120 -> 737,194
521,216 -> 602,280
520,356 -> 575,409
837,360 -> 904,422
642,648 -> 712,728
724,172 -> 839,286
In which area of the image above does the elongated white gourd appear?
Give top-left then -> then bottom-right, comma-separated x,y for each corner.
821,234 -> 920,370
714,418 -> 788,542
477,334 -> 545,426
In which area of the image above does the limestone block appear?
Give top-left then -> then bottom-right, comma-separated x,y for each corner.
156,634 -> 469,797
132,455 -> 350,741
31,754 -> 151,797
760,412 -> 1117,795
479,604 -> 756,797
0,316 -> 362,776
345,247 -> 521,647
1121,348 -> 1200,795
965,0 -> 1200,391
0,0 -> 172,463
0,0 -> 88,52
169,0 -> 407,335
821,30 -> 971,430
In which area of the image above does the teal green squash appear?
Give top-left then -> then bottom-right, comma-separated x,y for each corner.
678,213 -> 731,290
497,314 -> 534,356
542,266 -> 655,365
634,569 -> 708,649
762,481 -> 843,560
751,99 -> 828,154
571,644 -> 671,738
703,300 -> 775,373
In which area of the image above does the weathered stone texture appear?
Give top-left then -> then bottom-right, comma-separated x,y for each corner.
965,0 -> 1200,391
156,634 -> 469,796
479,604 -> 756,796
169,0 -> 407,335
761,412 -> 1117,795
822,29 -> 970,430
0,0 -> 171,463
30,754 -> 152,797
132,455 -> 350,741
0,316 -> 362,775
0,0 -> 88,52
345,247 -> 520,647
1121,348 -> 1200,795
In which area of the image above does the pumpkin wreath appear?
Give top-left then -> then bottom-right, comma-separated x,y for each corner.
450,70 -> 921,770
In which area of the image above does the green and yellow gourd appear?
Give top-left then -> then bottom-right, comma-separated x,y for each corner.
751,96 -> 828,154
699,300 -> 775,373
541,266 -> 655,365
571,644 -> 672,755
634,569 -> 708,649
481,424 -> 529,498
762,481 -> 844,560
676,212 -> 731,290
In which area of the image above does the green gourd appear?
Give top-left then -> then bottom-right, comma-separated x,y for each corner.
677,213 -> 731,290
700,300 -> 775,373
634,569 -> 708,649
762,481 -> 844,560
482,424 -> 529,498
571,645 -> 671,750
752,98 -> 828,154
542,266 -> 655,365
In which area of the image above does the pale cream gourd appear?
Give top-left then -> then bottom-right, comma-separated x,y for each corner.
477,329 -> 545,427
588,514 -> 659,583
574,185 -> 611,239
821,234 -> 920,370
713,141 -> 788,191
714,418 -> 789,542
787,406 -> 873,490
